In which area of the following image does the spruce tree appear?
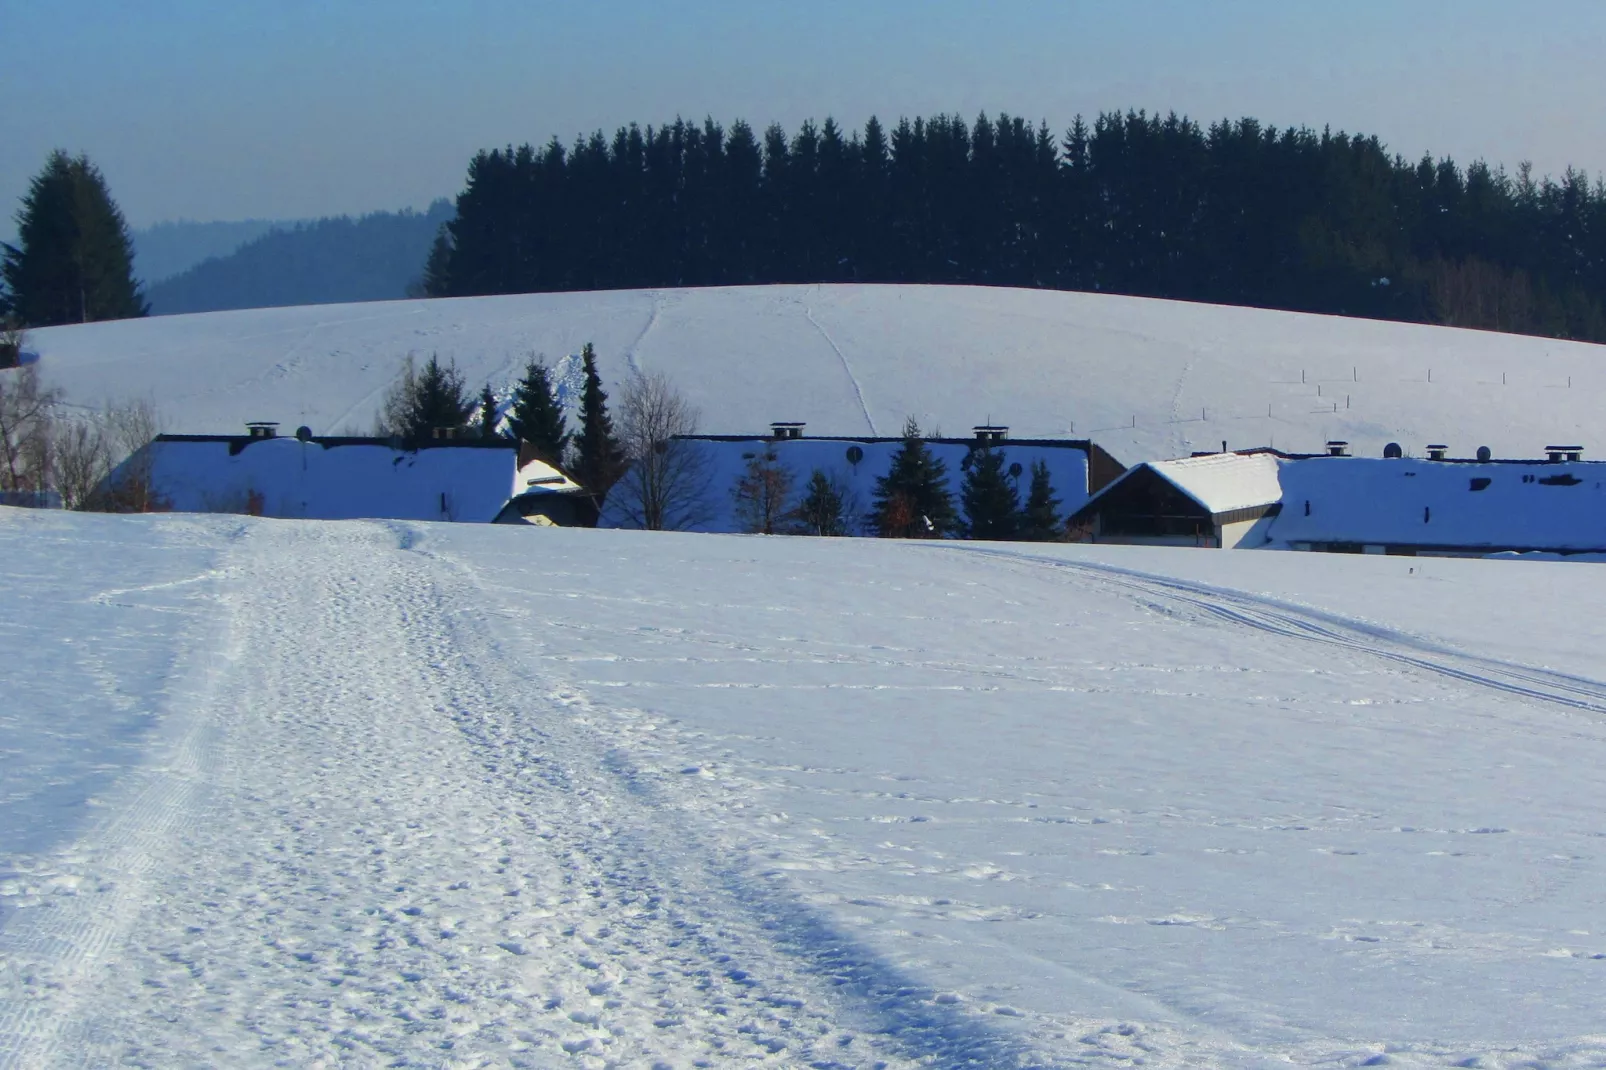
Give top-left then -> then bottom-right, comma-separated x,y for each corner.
477,384 -> 498,438
960,445 -> 1020,540
572,343 -> 624,493
504,357 -> 568,461
1017,459 -> 1064,540
2,151 -> 147,327
404,354 -> 474,439
870,418 -> 955,538
794,468 -> 850,536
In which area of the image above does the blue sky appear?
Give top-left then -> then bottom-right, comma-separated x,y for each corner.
4,0 -> 1606,229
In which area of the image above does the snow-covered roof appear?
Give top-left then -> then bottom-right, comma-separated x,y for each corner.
512,456 -> 584,496
1146,452 -> 1285,515
130,436 -> 520,522
1268,457 -> 1606,551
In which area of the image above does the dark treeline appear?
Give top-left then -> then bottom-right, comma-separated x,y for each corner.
424,111 -> 1606,343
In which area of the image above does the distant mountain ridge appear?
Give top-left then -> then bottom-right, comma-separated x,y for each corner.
132,219 -> 302,288
147,200 -> 452,316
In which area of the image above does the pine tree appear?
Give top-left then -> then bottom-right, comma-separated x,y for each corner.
2,151 -> 147,327
504,357 -> 568,461
1017,459 -> 1064,540
404,354 -> 474,439
870,418 -> 955,538
572,343 -> 624,494
793,468 -> 850,536
960,445 -> 1020,540
477,384 -> 498,438
421,223 -> 453,297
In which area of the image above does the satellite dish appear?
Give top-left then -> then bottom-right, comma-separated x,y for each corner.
1383,442 -> 1403,459
1476,445 -> 1492,462
845,445 -> 864,465
1009,462 -> 1024,478
295,425 -> 312,442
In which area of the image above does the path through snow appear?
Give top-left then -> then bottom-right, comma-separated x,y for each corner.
6,514 -> 1606,1067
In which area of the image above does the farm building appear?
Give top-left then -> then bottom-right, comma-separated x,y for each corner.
1265,448 -> 1606,557
615,423 -> 1127,534
494,446 -> 597,527
1066,450 -> 1285,548
1070,440 -> 1606,558
110,423 -> 593,524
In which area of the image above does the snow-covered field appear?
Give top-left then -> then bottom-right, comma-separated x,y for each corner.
5,507 -> 1606,1068
25,284 -> 1606,463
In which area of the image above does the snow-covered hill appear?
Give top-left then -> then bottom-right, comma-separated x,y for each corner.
6,508 -> 1606,1067
27,285 -> 1606,463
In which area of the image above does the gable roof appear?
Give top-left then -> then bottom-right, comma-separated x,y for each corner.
1073,451 -> 1283,522
1147,452 -> 1285,515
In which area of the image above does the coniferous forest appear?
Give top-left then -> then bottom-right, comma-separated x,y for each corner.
424,110 -> 1606,343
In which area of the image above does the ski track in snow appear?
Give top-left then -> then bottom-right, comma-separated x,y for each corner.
944,545 -> 1606,717
623,294 -> 662,379
798,294 -> 877,436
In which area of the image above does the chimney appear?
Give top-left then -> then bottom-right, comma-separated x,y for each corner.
1325,440 -> 1350,457
973,425 -> 1008,442
769,421 -> 805,440
245,421 -> 279,439
1426,444 -> 1448,461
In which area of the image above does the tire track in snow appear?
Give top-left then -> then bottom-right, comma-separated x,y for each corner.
947,545 -> 1606,716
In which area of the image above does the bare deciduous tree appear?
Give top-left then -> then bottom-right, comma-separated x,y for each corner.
612,371 -> 711,531
96,398 -> 166,511
54,397 -> 166,511
51,417 -> 111,509
731,445 -> 796,534
0,365 -> 58,495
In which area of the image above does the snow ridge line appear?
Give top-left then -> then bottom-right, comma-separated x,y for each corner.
402,526 -> 1071,1069
799,296 -> 877,436
949,546 -> 1606,716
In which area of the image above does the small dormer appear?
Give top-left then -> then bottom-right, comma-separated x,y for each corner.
973,425 -> 1009,443
1426,444 -> 1448,461
1325,440 -> 1350,457
770,421 -> 805,440
1545,445 -> 1583,462
245,421 -> 279,439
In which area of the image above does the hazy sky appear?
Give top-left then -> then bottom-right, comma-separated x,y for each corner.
5,0 -> 1606,231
